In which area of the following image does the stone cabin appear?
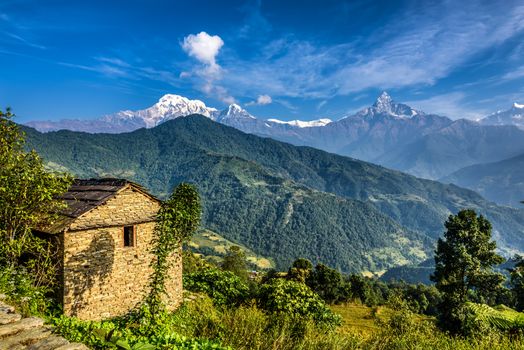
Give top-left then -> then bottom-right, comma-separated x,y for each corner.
38,178 -> 182,320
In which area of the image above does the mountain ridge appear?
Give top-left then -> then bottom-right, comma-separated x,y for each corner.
25,93 -> 524,184
22,115 -> 524,270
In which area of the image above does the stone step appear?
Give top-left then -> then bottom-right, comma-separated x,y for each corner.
0,311 -> 22,325
54,343 -> 90,350
0,317 -> 44,337
0,326 -> 52,350
0,299 -> 89,350
26,335 -> 71,350
0,301 -> 15,314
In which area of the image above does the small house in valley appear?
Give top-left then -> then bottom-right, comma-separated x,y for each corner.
38,178 -> 182,320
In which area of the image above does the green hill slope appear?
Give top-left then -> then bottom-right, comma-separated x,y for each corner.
22,115 -> 524,269
442,153 -> 524,207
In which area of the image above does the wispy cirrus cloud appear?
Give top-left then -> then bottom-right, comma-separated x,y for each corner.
217,1 -> 524,100
501,65 -> 524,81
26,1 -> 524,116
4,32 -> 46,49
406,92 -> 488,120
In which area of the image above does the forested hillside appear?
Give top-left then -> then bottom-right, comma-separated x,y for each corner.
442,153 -> 524,207
22,115 -> 524,270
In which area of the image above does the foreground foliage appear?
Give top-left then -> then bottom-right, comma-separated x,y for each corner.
0,109 -> 71,286
51,297 -> 524,350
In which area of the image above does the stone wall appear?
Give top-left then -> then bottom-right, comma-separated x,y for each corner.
62,186 -> 182,320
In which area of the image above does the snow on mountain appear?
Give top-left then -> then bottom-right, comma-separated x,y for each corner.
104,94 -> 219,128
267,118 -> 332,128
216,103 -> 256,123
344,91 -> 420,120
480,102 -> 524,130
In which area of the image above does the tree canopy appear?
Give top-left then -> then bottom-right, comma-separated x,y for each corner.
431,209 -> 504,333
0,108 -> 71,283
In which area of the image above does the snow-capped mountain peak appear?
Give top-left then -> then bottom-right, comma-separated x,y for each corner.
215,104 -> 256,124
154,94 -> 217,118
267,118 -> 332,128
373,91 -> 394,112
347,92 -> 420,120
480,102 -> 524,130
103,94 -> 218,128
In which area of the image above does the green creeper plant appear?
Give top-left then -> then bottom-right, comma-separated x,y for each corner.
431,209 -> 505,333
145,183 -> 201,318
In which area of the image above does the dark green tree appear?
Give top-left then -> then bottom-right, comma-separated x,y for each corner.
0,108 -> 71,285
430,209 -> 505,333
510,255 -> 524,311
146,183 -> 201,316
221,245 -> 248,281
287,258 -> 313,283
306,263 -> 349,304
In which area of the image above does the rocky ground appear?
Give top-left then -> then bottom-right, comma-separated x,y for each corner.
0,295 -> 88,350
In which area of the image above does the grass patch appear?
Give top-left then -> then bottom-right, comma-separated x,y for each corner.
190,230 -> 275,270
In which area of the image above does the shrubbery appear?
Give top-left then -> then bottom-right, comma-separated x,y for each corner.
257,278 -> 341,328
0,266 -> 51,317
183,269 -> 249,307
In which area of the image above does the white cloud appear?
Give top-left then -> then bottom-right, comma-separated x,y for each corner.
181,31 -> 235,104
182,31 -> 223,76
246,94 -> 272,106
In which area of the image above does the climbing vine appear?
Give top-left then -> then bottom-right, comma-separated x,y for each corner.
145,183 -> 201,319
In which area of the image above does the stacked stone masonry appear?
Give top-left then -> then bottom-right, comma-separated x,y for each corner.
61,186 -> 182,320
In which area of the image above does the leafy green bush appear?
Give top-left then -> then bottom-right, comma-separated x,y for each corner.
466,302 -> 524,331
257,278 -> 341,328
0,266 -> 51,316
183,268 -> 249,307
51,313 -> 229,350
170,297 -> 359,350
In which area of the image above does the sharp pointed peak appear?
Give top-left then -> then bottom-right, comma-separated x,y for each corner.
228,103 -> 243,111
374,91 -> 393,106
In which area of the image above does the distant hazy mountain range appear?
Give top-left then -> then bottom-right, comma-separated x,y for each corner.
479,103 -> 524,129
26,92 -> 524,206
22,116 -> 524,273
442,153 -> 524,207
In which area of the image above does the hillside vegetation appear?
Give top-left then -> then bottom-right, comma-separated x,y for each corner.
23,115 -> 524,271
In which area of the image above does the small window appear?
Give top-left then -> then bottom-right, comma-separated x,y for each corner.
123,225 -> 136,247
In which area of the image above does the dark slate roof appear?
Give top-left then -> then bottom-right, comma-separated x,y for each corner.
61,178 -> 131,218
39,178 -> 159,234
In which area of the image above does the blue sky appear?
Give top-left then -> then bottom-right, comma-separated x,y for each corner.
1,0 -> 524,123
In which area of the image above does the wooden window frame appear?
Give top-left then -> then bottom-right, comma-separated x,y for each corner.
123,225 -> 136,248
